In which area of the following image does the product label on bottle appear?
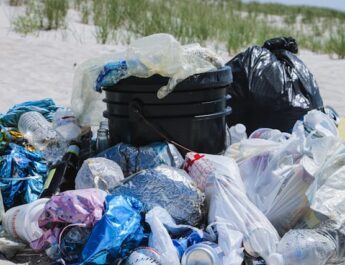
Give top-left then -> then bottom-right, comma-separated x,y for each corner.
43,168 -> 56,190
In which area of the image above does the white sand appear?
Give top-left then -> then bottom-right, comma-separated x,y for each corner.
0,2 -> 344,116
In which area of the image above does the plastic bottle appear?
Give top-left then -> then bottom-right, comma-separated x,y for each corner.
270,229 -> 337,265
40,142 -> 80,198
229,124 -> 247,144
18,111 -> 66,162
96,120 -> 110,153
53,108 -> 81,142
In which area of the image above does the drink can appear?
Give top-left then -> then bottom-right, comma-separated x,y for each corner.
125,247 -> 161,265
181,241 -> 224,265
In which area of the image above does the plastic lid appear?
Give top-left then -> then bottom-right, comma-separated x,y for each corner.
267,253 -> 284,265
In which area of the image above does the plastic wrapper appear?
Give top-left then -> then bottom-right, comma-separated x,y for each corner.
75,157 -> 124,192
0,98 -> 57,128
30,188 -> 107,251
0,126 -> 25,153
0,143 -> 48,209
226,45 -> 323,134
81,195 -> 144,264
146,207 -> 180,265
60,226 -> 91,263
98,142 -> 184,177
95,34 -> 224,99
184,153 -> 280,263
71,52 -> 125,126
111,165 -> 205,226
126,34 -> 223,99
95,60 -> 129,92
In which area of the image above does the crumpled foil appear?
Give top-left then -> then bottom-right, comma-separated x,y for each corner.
111,165 -> 205,226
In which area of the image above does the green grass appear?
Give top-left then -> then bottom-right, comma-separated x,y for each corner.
11,0 -> 345,58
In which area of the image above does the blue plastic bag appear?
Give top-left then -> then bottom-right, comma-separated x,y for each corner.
0,143 -> 48,209
98,142 -> 183,177
95,61 -> 129,92
0,98 -> 58,127
80,195 -> 144,264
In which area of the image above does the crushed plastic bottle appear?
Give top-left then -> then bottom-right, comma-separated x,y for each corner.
53,108 -> 81,142
271,228 -> 337,265
18,111 -> 66,163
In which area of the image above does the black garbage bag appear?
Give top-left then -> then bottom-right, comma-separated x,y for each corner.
226,40 -> 324,134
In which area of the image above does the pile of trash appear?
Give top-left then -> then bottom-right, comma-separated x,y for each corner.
1,34 -> 345,265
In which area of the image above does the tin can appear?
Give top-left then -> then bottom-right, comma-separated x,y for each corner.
125,247 -> 161,265
181,241 -> 224,265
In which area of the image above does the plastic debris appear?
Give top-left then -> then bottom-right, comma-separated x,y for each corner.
184,153 -> 280,264
146,207 -> 180,265
81,195 -> 144,264
31,188 -> 107,251
18,111 -> 67,163
98,142 -> 184,177
226,44 -> 323,134
0,98 -> 58,128
0,143 -> 48,209
52,108 -> 81,142
75,157 -> 124,192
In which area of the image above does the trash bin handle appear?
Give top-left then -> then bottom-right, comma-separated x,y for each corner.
131,103 -> 195,154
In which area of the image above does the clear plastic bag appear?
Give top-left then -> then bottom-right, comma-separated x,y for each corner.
71,52 -> 125,126
184,153 -> 280,263
98,142 -> 184,177
126,33 -> 223,98
238,130 -> 317,235
75,157 -> 124,192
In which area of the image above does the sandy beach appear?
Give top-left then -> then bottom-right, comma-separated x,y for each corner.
0,3 -> 344,115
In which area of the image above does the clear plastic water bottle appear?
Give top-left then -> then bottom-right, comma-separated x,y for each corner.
18,111 -> 66,163
53,108 -> 81,142
229,123 -> 247,144
269,229 -> 337,265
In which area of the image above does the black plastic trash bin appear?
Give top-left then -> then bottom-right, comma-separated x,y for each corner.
103,66 -> 233,154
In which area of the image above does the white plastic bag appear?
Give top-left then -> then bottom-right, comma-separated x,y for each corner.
310,144 -> 345,219
184,153 -> 280,263
238,128 -> 317,235
145,207 -> 180,265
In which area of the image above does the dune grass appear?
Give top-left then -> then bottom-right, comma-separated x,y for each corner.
12,0 -> 345,58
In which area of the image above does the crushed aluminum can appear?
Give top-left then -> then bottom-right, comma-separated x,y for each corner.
181,241 -> 224,265
125,247 -> 161,265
